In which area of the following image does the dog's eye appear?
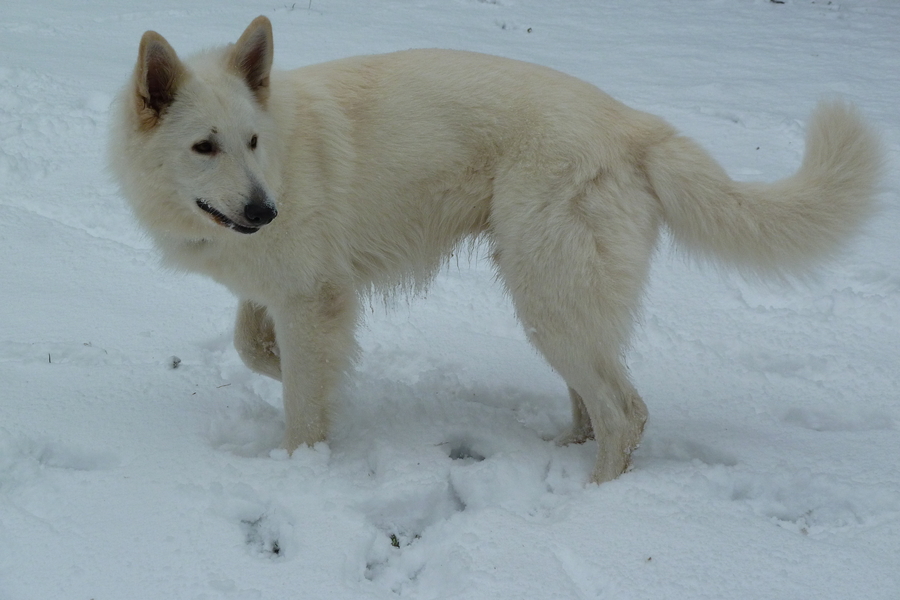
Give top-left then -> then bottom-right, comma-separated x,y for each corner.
192,140 -> 215,155
249,135 -> 258,150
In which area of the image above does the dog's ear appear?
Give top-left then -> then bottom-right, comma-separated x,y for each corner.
230,16 -> 274,105
134,31 -> 184,131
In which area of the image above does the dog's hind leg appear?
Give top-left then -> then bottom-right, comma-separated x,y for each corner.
234,300 -> 282,381
491,171 -> 657,482
539,337 -> 648,483
555,388 -> 595,445
565,362 -> 648,482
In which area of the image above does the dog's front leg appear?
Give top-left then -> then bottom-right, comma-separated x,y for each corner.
234,300 -> 282,381
270,285 -> 359,453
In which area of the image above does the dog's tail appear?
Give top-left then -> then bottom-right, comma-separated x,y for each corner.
644,101 -> 882,277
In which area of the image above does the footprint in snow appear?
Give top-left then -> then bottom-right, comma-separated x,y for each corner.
359,437 -> 499,594
358,433 -> 578,594
360,477 -> 468,595
704,466 -> 900,536
0,432 -> 119,491
210,484 -> 295,560
782,407 -> 894,432
638,436 -> 739,468
241,512 -> 288,559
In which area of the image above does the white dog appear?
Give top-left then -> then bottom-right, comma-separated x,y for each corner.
109,16 -> 881,483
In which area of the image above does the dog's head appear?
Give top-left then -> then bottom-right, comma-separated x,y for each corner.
111,16 -> 280,240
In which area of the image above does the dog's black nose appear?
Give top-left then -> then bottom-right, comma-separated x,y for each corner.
244,200 -> 277,225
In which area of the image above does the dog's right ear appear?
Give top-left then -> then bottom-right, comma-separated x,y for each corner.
133,31 -> 185,131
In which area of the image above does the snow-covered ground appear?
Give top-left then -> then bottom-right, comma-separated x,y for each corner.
2,1 -> 899,598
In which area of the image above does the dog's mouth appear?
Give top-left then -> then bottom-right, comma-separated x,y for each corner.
196,199 -> 259,235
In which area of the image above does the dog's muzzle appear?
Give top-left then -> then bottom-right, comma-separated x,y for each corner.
196,195 -> 277,235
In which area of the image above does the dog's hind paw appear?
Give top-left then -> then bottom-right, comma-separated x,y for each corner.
552,425 -> 595,446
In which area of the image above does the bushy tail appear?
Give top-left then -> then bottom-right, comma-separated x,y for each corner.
645,101 -> 883,277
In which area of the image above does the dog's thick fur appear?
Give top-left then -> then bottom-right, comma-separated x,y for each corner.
110,16 -> 882,483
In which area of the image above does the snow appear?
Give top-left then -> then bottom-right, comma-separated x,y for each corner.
1,0 -> 899,598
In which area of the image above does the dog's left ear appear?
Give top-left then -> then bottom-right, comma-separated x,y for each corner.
231,16 -> 274,105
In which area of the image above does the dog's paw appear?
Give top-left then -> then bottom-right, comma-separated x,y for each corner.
552,426 -> 595,446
